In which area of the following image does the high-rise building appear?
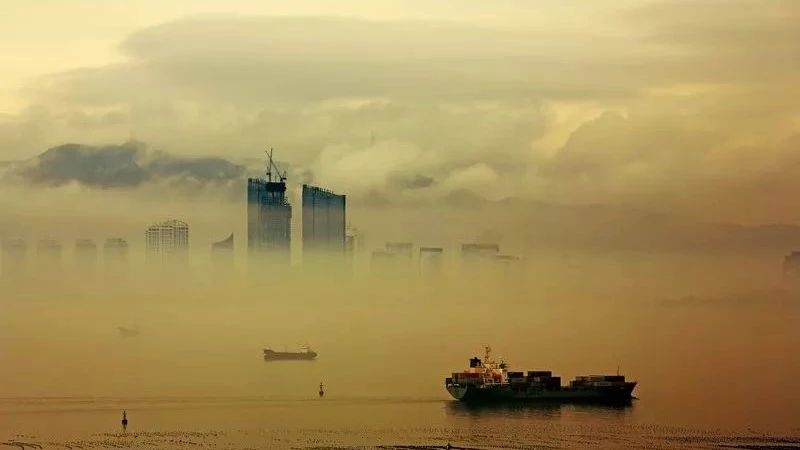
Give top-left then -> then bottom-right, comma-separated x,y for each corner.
370,249 -> 396,274
419,247 -> 444,277
103,238 -> 129,274
74,238 -> 98,270
36,239 -> 62,274
302,184 -> 346,255
1,238 -> 27,279
783,251 -> 800,281
461,243 -> 500,260
247,150 -> 291,263
104,238 -> 129,262
212,232 -> 234,264
386,242 -> 413,259
145,219 -> 189,263
495,254 -> 522,277
461,243 -> 500,276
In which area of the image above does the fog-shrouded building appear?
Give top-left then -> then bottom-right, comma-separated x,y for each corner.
495,254 -> 522,277
1,238 -> 28,278
461,243 -> 500,260
74,238 -> 98,269
386,242 -> 413,259
145,219 -> 189,263
783,251 -> 800,281
461,243 -> 500,277
419,247 -> 444,277
212,232 -> 234,264
302,184 -> 346,255
36,239 -> 62,273
370,249 -> 396,274
103,238 -> 129,264
248,151 -> 291,263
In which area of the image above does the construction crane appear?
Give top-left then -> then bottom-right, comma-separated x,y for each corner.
265,147 -> 288,183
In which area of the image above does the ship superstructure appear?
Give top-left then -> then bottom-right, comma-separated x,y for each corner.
445,346 -> 636,403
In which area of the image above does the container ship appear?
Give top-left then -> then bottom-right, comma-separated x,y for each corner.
263,346 -> 318,361
445,347 -> 636,403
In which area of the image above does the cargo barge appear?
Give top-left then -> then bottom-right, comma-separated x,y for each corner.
263,346 -> 318,361
445,347 -> 636,403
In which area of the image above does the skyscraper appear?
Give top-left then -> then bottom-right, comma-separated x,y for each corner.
74,238 -> 98,270
247,150 -> 291,263
36,239 -> 62,275
419,247 -> 444,277
1,238 -> 27,279
103,238 -> 129,272
461,243 -> 500,277
386,242 -> 413,259
302,184 -> 346,254
145,219 -> 189,263
212,232 -> 234,265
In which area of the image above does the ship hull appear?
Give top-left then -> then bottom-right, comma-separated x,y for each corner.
446,382 -> 636,404
263,350 -> 317,361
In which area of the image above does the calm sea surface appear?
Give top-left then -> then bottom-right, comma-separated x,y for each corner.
1,396 -> 799,449
2,272 -> 799,449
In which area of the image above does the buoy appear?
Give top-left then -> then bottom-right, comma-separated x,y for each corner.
121,410 -> 128,427
318,382 -> 324,398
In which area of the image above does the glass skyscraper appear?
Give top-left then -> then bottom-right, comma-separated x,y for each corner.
302,184 -> 346,255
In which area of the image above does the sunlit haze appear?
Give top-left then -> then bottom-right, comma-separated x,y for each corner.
1,1 -> 799,449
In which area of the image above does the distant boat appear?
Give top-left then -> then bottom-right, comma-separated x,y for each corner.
263,346 -> 317,361
118,326 -> 139,338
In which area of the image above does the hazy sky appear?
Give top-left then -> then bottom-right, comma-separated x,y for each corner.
1,0 -> 799,225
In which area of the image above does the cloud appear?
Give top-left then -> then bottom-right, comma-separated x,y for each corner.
2,7 -> 799,222
13,141 -> 244,188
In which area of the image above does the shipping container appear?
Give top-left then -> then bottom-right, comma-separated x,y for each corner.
528,371 -> 552,377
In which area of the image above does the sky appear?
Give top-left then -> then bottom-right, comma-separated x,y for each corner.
0,0 -> 799,234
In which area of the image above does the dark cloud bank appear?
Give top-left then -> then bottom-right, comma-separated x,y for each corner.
15,141 -> 244,188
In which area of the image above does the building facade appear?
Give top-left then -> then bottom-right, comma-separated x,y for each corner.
419,247 -> 444,276
74,239 -> 98,269
302,184 -> 346,254
212,232 -> 234,265
247,178 -> 292,262
104,238 -> 129,262
145,219 -> 189,263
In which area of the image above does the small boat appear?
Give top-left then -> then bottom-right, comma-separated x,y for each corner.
263,346 -> 317,361
118,326 -> 139,338
319,382 -> 325,398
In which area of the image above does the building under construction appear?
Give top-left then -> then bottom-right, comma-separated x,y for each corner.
247,149 -> 292,263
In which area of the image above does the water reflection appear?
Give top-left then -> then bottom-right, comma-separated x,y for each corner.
444,399 -> 634,421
